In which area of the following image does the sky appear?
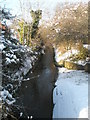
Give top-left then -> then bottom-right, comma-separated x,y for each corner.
0,0 -> 88,20
0,0 -> 88,14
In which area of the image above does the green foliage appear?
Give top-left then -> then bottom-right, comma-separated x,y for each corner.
18,20 -> 24,45
77,45 -> 88,60
30,10 -> 42,38
23,23 -> 31,46
71,45 -> 88,62
18,21 -> 31,46
18,10 -> 42,47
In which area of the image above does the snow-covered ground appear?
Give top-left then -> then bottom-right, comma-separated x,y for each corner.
53,67 -> 88,118
55,44 -> 90,66
55,49 -> 79,62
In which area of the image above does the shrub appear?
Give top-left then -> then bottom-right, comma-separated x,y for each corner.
77,43 -> 88,60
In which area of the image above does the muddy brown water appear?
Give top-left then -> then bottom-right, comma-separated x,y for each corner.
10,45 -> 58,119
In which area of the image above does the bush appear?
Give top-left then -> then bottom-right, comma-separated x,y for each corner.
77,43 -> 88,60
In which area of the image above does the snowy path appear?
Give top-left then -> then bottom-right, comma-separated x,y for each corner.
53,68 -> 88,118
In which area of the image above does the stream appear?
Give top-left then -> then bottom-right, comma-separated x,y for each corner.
10,45 -> 58,119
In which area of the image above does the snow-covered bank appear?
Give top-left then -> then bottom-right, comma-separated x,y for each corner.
53,67 -> 88,118
55,44 -> 90,67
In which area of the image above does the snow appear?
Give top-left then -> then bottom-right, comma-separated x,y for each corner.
55,49 -> 61,62
13,55 -> 35,80
6,99 -> 16,105
1,89 -> 16,105
55,49 -> 79,62
6,20 -> 12,26
2,39 -> 39,80
6,57 -> 16,64
6,57 -> 11,64
55,28 -> 60,33
79,107 -> 88,118
73,60 -> 86,66
0,43 -> 5,50
83,44 -> 90,50
11,34 -> 17,39
6,53 -> 17,61
53,67 -> 88,118
21,58 -> 32,75
55,47 -> 89,66
28,116 -> 30,119
41,49 -> 45,54
30,116 -> 33,119
13,55 -> 17,59
10,59 -> 16,63
20,112 -> 23,117
23,75 -> 40,81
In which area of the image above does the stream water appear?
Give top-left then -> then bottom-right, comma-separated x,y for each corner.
10,45 -> 58,119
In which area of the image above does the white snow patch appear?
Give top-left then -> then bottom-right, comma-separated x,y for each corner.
79,107 -> 88,118
30,116 -> 33,119
0,43 -> 5,50
10,59 -> 16,63
75,60 -> 86,66
55,28 -> 60,33
83,44 -> 90,50
41,49 -> 45,54
6,57 -> 11,64
6,20 -> 12,26
20,112 -> 23,117
53,68 -> 88,118
55,49 -> 79,62
13,56 -> 33,80
6,57 -> 16,64
1,89 -> 16,105
55,49 -> 61,62
23,58 -> 32,75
